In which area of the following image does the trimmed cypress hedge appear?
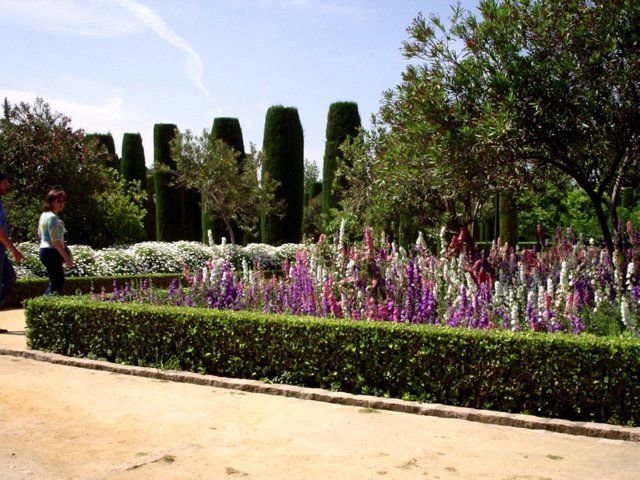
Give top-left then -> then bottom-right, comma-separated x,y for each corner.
205,117 -> 246,244
144,173 -> 156,241
182,188 -> 202,242
309,181 -> 322,201
120,133 -> 147,187
261,106 -> 304,245
211,117 -> 245,155
85,132 -> 118,169
152,123 -> 201,242
322,102 -> 361,215
153,123 -> 183,241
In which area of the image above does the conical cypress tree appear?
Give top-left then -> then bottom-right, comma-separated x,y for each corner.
153,123 -> 182,241
261,106 -> 304,245
85,132 -> 118,170
120,133 -> 146,187
321,102 -> 361,215
204,117 -> 246,244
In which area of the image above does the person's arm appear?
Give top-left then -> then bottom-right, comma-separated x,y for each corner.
52,239 -> 73,268
0,226 -> 24,263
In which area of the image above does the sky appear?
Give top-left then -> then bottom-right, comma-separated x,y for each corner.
0,0 -> 479,172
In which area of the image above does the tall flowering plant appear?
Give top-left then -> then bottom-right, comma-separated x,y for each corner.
97,224 -> 640,337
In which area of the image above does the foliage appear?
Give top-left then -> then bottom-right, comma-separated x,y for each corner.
303,158 -> 319,191
120,133 -> 147,188
86,224 -> 640,338
168,128 -> 283,246
302,193 -> 323,241
211,117 -> 245,155
14,239 -> 296,279
261,105 -> 304,245
206,117 -> 247,244
5,273 -> 182,308
153,123 -> 182,241
343,0 -> 639,256
85,132 -> 118,170
0,97 -> 145,247
322,102 -> 361,217
25,296 -> 640,425
400,0 -> 639,256
92,174 -> 147,247
516,176 -> 570,241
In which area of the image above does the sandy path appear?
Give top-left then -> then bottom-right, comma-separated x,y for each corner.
2,354 -> 640,480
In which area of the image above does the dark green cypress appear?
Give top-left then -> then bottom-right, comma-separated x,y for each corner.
321,102 -> 361,215
85,132 -> 118,169
120,133 -> 146,186
144,172 -> 156,241
204,117 -> 246,244
153,123 -> 183,241
261,105 -> 304,245
309,181 -> 323,201
182,188 -> 202,242
211,117 -> 245,155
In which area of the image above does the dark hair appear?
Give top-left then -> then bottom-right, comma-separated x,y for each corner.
0,172 -> 8,182
42,190 -> 67,212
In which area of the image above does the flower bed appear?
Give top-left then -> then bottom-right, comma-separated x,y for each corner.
94,226 -> 640,337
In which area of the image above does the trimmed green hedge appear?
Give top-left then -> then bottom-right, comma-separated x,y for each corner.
261,105 -> 304,245
24,296 -> 640,426
5,274 -> 183,309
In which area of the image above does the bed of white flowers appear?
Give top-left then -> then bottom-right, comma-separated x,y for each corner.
14,239 -> 300,278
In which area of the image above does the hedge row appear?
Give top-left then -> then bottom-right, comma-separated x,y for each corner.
5,274 -> 184,309
24,296 -> 640,426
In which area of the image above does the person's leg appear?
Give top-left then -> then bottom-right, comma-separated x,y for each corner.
0,250 -> 16,307
39,248 -> 65,295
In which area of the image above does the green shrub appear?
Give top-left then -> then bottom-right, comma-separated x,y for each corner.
24,296 -> 640,426
5,274 -> 183,308
322,102 -> 361,215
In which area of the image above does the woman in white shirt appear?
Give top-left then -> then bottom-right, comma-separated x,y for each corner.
38,190 -> 73,295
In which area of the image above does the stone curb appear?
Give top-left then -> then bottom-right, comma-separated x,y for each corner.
2,346 -> 639,443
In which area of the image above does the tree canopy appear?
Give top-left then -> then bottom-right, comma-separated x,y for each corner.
342,0 -> 639,255
0,98 -> 145,247
169,129 -> 282,245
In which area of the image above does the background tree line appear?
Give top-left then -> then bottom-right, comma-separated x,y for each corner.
332,0 -> 639,258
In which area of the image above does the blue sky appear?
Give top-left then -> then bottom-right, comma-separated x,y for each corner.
1,0 -> 479,171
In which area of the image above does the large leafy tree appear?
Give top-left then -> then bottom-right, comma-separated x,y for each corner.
340,4 -> 531,244
169,129 -> 282,245
392,0 -> 639,256
0,98 -> 145,247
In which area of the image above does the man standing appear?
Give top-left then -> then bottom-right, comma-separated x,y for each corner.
0,172 -> 24,332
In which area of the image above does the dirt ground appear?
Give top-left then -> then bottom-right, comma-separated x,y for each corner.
2,309 -> 640,479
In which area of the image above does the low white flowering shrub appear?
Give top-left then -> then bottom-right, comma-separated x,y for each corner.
15,240 -> 298,278
67,245 -> 105,277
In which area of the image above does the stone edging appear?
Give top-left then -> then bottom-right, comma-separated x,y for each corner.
1,346 -> 639,443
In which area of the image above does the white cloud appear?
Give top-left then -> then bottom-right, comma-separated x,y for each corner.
0,0 -> 141,36
0,0 -> 211,99
111,0 -> 212,99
